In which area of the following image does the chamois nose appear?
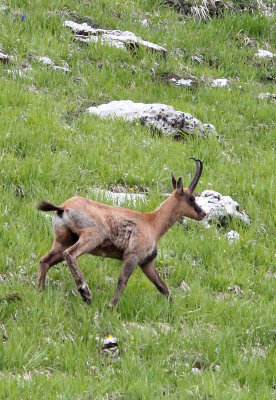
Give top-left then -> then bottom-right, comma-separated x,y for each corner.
199,210 -> 207,220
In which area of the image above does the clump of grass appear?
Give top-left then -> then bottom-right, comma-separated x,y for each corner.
164,0 -> 275,19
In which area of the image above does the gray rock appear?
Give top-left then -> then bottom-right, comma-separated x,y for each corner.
226,230 -> 240,244
195,190 -> 251,226
254,49 -> 275,58
258,92 -> 276,101
179,280 -> 191,291
38,56 -> 69,72
141,18 -> 150,27
211,78 -> 229,88
64,20 -> 166,53
87,100 -> 216,137
228,285 -> 243,294
0,51 -> 10,63
100,335 -> 120,358
170,78 -> 194,87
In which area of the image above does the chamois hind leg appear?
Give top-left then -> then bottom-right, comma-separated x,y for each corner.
63,235 -> 102,304
110,257 -> 137,308
141,261 -> 172,302
38,242 -> 65,290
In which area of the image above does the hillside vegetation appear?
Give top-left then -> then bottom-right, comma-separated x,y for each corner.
0,0 -> 275,399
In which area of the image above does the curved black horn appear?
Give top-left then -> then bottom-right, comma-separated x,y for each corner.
189,158 -> 203,192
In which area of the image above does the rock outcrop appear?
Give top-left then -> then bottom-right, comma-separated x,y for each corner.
64,20 -> 167,54
87,100 -> 216,138
195,190 -> 251,225
254,49 -> 275,58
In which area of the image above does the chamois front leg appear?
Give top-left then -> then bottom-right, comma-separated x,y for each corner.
140,261 -> 172,302
110,257 -> 137,308
63,235 -> 102,304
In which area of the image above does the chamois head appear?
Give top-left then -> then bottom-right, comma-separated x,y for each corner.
171,158 -> 206,221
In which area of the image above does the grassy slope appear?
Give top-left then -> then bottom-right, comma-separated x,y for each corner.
0,0 -> 275,399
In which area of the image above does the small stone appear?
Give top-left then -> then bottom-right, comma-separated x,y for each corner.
228,285 -> 243,294
211,78 -> 229,88
0,51 -> 10,63
170,78 -> 194,87
38,56 -> 69,72
141,19 -> 149,27
105,276 -> 115,284
258,93 -> 276,101
179,280 -> 190,291
191,54 -> 204,64
254,49 -> 275,58
226,230 -> 240,245
100,335 -> 120,358
38,56 -> 53,65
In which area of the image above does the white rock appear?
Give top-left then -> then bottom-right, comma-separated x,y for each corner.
228,285 -> 243,294
38,56 -> 69,72
52,65 -> 69,72
170,78 -> 194,87
202,123 -> 217,135
195,190 -> 251,225
0,51 -> 10,63
258,92 -> 276,101
179,280 -> 191,291
226,230 -> 240,244
75,33 -> 125,49
254,49 -> 275,58
92,188 -> 147,206
141,19 -> 150,27
38,56 -> 53,65
211,78 -> 229,88
87,100 -> 216,137
102,336 -> 118,346
64,20 -> 166,53
100,335 -> 120,358
192,367 -> 201,374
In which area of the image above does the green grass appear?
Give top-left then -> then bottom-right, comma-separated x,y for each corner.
0,1 -> 276,399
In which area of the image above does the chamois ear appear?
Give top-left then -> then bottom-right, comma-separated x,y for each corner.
177,177 -> 184,195
171,172 -> 177,190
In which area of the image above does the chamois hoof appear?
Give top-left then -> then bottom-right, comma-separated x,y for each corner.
78,284 -> 92,304
82,296 -> 92,304
108,300 -> 117,309
37,281 -> 46,292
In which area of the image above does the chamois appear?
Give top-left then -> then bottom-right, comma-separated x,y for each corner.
37,158 -> 206,307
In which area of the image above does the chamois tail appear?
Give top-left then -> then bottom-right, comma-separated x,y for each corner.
36,200 -> 63,213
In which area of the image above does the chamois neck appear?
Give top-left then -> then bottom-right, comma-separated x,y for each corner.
151,194 -> 181,239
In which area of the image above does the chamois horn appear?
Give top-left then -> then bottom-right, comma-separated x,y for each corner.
189,158 -> 203,192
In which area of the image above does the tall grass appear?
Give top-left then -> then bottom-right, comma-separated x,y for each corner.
0,1 -> 275,398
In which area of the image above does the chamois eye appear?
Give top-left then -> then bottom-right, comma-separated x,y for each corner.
189,195 -> 195,202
